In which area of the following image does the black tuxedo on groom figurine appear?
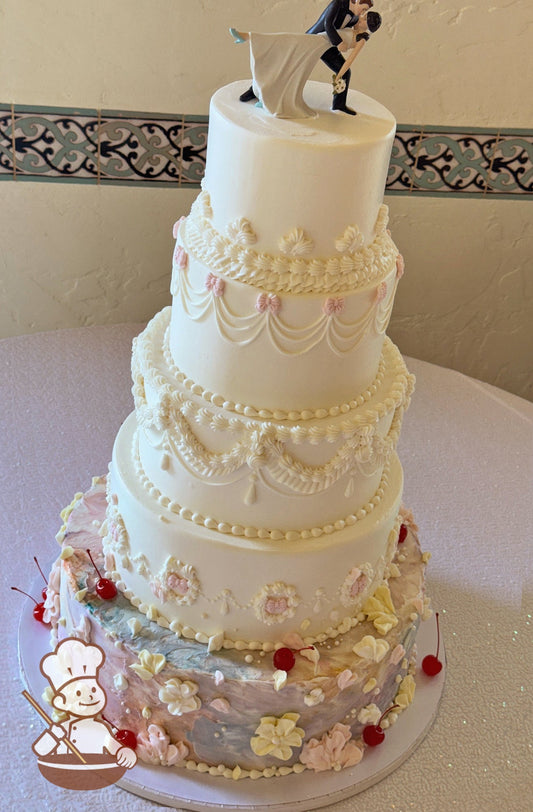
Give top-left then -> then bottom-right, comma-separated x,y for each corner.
239,0 -> 366,115
306,0 -> 359,114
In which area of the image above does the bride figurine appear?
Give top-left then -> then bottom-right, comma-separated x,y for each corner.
230,1 -> 381,119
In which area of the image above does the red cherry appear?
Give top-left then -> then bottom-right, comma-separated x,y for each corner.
11,587 -> 50,626
86,548 -> 117,600
96,579 -> 118,600
362,704 -> 399,747
422,654 -> 442,676
362,723 -> 385,747
115,729 -> 137,750
273,647 -> 296,672
422,612 -> 443,676
398,524 -> 408,544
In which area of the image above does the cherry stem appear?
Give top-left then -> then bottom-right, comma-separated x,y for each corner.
33,556 -> 47,586
378,704 -> 400,726
11,586 -> 39,607
86,548 -> 102,579
435,612 -> 440,659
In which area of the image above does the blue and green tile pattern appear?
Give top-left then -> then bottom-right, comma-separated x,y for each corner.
1,104 -> 531,198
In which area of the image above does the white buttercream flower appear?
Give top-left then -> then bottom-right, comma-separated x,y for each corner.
357,703 -> 382,725
159,677 -> 201,715
279,228 -> 314,257
273,670 -> 288,692
335,224 -> 364,254
304,687 -> 325,707
226,217 -> 257,245
352,635 -> 390,663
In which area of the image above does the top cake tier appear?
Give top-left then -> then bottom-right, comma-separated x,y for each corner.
204,81 -> 396,255
169,82 -> 401,412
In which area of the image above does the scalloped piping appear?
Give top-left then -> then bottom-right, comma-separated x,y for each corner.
162,314 -> 388,421
182,194 -> 398,295
134,401 -> 405,496
170,253 -> 398,357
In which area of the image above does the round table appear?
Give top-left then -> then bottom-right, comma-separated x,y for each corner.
1,324 -> 531,812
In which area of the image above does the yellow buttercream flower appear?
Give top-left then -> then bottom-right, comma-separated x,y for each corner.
250,713 -> 304,761
395,673 -> 416,710
363,584 -> 398,634
129,649 -> 166,681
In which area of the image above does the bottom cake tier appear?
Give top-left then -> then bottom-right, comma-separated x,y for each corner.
45,478 -> 431,780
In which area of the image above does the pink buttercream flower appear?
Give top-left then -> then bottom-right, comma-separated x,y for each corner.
323,297 -> 345,316
205,273 -> 225,297
390,643 -> 406,665
300,723 -> 363,772
253,582 -> 300,625
265,597 -> 289,616
167,574 -> 189,595
172,217 -> 185,238
174,245 -> 188,270
336,669 -> 357,691
150,580 -> 167,602
150,561 -> 199,605
136,724 -> 189,767
375,281 -> 388,302
396,253 -> 405,279
350,571 -> 368,598
256,293 -> 281,315
340,566 -> 372,608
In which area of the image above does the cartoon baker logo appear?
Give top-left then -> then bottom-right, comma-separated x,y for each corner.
24,638 -> 137,790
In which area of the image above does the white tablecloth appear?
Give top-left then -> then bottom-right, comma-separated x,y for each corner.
1,324 -> 532,812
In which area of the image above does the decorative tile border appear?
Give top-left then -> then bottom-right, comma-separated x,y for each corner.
1,104 -> 531,197
389,126 -> 533,197
0,105 -> 208,187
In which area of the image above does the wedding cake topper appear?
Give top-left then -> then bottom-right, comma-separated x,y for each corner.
230,0 -> 382,119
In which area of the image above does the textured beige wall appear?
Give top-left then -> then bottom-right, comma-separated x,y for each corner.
1,0 -> 532,399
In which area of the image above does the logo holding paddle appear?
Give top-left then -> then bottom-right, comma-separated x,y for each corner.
25,637 -> 137,790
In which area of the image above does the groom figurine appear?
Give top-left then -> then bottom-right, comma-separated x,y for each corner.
239,0 -> 373,115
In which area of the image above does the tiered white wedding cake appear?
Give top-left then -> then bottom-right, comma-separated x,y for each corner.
47,81 -> 431,779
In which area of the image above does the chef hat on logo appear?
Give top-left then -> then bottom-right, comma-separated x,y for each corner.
41,638 -> 104,692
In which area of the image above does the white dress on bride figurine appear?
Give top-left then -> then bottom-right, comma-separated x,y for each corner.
248,29 -> 354,119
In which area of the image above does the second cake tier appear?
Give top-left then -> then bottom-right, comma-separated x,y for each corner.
131,307 -> 414,531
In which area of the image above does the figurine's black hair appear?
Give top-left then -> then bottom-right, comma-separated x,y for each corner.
367,11 -> 382,33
